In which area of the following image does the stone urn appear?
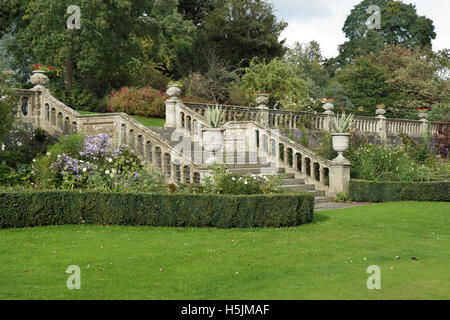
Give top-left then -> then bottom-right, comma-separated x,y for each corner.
376,108 -> 386,116
255,94 -> 269,109
418,112 -> 428,120
202,128 -> 225,164
30,70 -> 49,90
332,133 -> 351,162
166,84 -> 182,98
323,102 -> 334,114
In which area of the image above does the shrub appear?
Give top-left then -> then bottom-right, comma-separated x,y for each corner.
106,87 -> 166,118
239,57 -> 310,111
348,143 -> 439,182
432,120 -> 450,158
32,134 -> 167,192
349,179 -> 450,202
0,191 -> 315,229
201,164 -> 284,195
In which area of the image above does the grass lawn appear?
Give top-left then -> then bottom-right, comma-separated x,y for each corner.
0,202 -> 448,300
76,110 -> 165,127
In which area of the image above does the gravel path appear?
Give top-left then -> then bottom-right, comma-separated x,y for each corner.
315,202 -> 372,211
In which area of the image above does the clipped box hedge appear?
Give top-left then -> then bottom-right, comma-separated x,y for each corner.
0,191 -> 314,229
349,179 -> 450,203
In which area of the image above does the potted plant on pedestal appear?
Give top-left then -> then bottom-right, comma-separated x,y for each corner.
203,105 -> 225,164
331,112 -> 354,163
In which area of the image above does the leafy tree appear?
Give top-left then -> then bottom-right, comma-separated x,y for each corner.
178,0 -> 215,26
338,0 -> 436,62
335,57 -> 398,115
6,0 -> 195,99
286,41 -> 353,109
199,0 -> 287,68
374,46 -> 450,115
239,58 -> 310,111
0,66 -> 16,141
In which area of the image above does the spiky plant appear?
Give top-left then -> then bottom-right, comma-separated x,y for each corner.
206,105 -> 225,128
331,112 -> 355,133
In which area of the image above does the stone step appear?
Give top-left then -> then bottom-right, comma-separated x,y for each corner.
314,196 -> 332,204
227,167 -> 286,175
281,178 -> 305,185
279,184 -> 315,191
225,162 -> 272,169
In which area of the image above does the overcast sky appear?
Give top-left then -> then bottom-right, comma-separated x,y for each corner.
273,0 -> 450,58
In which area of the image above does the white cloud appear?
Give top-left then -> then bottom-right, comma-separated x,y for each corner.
275,0 -> 450,59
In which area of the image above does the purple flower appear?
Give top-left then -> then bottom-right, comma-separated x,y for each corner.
79,134 -> 110,158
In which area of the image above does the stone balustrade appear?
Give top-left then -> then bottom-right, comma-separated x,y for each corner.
15,88 -> 205,184
184,101 -> 439,138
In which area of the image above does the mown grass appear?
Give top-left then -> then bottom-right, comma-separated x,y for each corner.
0,202 -> 448,300
76,110 -> 165,127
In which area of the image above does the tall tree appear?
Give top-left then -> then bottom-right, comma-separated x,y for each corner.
199,0 -> 287,69
7,0 -> 194,97
338,0 -> 436,63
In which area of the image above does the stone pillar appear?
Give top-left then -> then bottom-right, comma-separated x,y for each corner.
322,102 -> 334,132
329,160 -> 351,197
165,85 -> 182,128
256,94 -> 269,128
419,113 -> 429,135
375,108 -> 388,141
376,115 -> 387,141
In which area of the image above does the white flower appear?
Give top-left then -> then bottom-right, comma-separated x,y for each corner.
82,168 -> 87,173
232,177 -> 236,181
17,142 -> 22,147
46,152 -> 51,156
1,143 -> 5,151
244,180 -> 248,185
108,158 -> 113,163
105,170 -> 110,175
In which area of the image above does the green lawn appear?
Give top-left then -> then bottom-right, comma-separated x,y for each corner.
0,202 -> 448,300
76,110 -> 165,127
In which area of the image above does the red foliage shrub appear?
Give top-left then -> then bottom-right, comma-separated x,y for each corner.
433,120 -> 450,158
106,87 -> 166,118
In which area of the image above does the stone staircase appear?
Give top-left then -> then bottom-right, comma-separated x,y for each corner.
148,126 -> 331,204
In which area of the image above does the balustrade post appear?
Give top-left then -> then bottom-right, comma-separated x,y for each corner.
375,108 -> 388,141
165,85 -> 182,128
322,102 -> 334,132
419,112 -> 429,135
329,160 -> 351,197
255,94 -> 270,128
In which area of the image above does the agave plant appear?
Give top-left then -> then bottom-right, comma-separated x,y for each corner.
206,105 -> 225,128
331,112 -> 355,133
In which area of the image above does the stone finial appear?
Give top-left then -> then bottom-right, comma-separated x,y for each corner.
30,70 -> 49,91
166,84 -> 182,99
255,93 -> 269,109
